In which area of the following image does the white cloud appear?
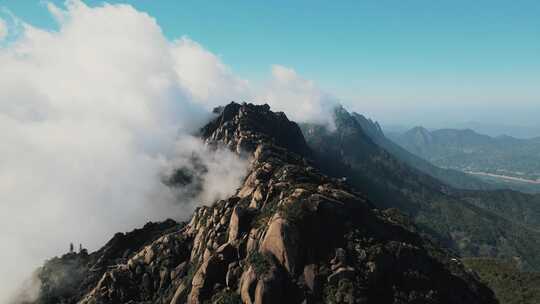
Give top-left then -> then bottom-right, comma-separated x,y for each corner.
0,1 -> 247,302
0,17 -> 7,40
263,65 -> 338,128
171,37 -> 253,109
0,1 -> 341,301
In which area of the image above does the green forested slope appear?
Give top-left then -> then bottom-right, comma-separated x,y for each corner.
463,258 -> 540,304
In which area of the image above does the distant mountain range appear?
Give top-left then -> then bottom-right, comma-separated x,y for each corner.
383,122 -> 540,140
388,127 -> 540,186
350,113 -> 494,191
447,122 -> 540,140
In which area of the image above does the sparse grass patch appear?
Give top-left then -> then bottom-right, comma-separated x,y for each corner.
253,202 -> 278,228
324,279 -> 355,304
206,289 -> 242,304
279,200 -> 306,224
248,252 -> 272,276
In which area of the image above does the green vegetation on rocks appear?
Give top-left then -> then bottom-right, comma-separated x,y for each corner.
464,258 -> 540,304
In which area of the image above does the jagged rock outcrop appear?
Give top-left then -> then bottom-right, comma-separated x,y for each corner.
32,102 -> 496,304
33,220 -> 181,304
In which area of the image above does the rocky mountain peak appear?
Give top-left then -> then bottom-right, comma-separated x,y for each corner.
201,102 -> 311,158
31,102 -> 495,304
351,112 -> 385,140
402,126 -> 433,147
408,126 -> 431,137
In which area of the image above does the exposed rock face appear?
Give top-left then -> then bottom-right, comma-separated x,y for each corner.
33,220 -> 181,304
32,102 -> 496,304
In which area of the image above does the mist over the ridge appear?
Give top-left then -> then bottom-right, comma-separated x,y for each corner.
0,1 -> 345,301
0,2 -> 250,302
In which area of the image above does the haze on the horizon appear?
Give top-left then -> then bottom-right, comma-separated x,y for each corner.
2,0 -> 539,130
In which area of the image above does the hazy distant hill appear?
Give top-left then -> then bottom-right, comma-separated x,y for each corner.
449,122 -> 540,139
383,122 -> 540,140
351,113 -> 494,191
346,112 -> 540,231
389,127 -> 540,184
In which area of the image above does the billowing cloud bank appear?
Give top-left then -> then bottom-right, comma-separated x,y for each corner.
264,65 -> 338,128
0,1 -> 338,302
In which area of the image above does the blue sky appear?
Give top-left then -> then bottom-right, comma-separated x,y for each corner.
2,0 -> 539,127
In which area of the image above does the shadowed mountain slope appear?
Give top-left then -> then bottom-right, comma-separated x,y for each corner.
301,107 -> 540,271
347,112 -> 540,231
463,258 -> 540,304
351,113 -> 494,191
389,126 -> 540,186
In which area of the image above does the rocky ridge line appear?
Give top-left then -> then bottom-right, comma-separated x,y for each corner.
35,102 -> 496,304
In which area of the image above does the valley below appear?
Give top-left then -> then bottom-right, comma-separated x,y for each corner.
466,171 -> 540,185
